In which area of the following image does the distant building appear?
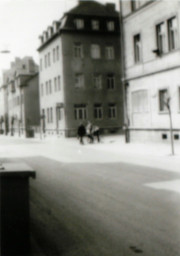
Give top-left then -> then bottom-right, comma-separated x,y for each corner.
2,57 -> 39,136
38,0 -> 123,137
120,0 -> 180,142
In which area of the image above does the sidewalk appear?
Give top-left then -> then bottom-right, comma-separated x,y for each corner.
86,134 -> 180,173
1,134 -> 180,173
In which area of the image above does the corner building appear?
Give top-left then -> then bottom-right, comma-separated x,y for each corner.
38,0 -> 123,137
2,57 -> 39,136
121,0 -> 180,142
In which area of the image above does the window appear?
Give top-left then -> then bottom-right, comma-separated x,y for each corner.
44,55 -> 47,68
94,104 -> 103,119
92,20 -> 99,30
57,76 -> 61,91
134,34 -> 141,63
53,48 -> 56,62
105,46 -> 114,59
75,74 -> 84,88
48,52 -> 51,66
49,80 -> 52,94
46,81 -> 48,94
131,90 -> 148,113
107,21 -> 115,31
74,104 -> 87,120
54,77 -> 57,91
93,74 -> 102,89
91,44 -> 101,59
74,19 -> 84,29
131,0 -> 136,11
41,83 -> 44,96
74,43 -> 83,58
107,74 -> 115,89
159,89 -> 168,112
47,108 -> 49,123
131,0 -> 140,11
108,103 -> 117,119
50,107 -> 53,122
156,22 -> 166,54
168,17 -> 177,51
56,46 -> 59,61
57,107 -> 61,121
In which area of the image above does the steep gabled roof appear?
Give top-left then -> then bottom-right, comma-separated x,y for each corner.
67,0 -> 118,17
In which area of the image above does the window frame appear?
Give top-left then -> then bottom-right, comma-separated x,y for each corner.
158,88 -> 169,113
93,74 -> 102,89
168,16 -> 178,51
91,44 -> 101,59
92,20 -> 99,30
74,19 -> 84,29
107,74 -> 115,90
156,22 -> 166,54
74,104 -> 87,120
105,45 -> 115,60
94,104 -> 103,120
133,33 -> 141,63
107,21 -> 115,31
75,74 -> 84,89
74,43 -> 83,58
108,103 -> 117,119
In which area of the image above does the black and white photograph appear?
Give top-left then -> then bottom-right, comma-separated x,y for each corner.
0,0 -> 180,255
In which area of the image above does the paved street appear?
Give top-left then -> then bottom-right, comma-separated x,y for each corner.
1,136 -> 180,256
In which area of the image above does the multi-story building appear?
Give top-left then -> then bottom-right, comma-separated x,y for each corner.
38,0 -> 123,137
2,57 -> 39,136
120,0 -> 180,142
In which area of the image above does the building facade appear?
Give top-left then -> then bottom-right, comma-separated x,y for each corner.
2,57 -> 39,136
38,0 -> 123,137
120,0 -> 180,142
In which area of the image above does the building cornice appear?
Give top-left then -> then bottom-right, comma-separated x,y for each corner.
125,64 -> 180,82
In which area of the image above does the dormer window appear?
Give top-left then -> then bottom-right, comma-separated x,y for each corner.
43,31 -> 48,42
48,27 -> 53,38
92,20 -> 99,30
39,36 -> 44,45
53,21 -> 59,33
74,19 -> 84,29
107,21 -> 115,31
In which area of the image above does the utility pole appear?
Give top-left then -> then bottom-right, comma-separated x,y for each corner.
165,97 -> 174,155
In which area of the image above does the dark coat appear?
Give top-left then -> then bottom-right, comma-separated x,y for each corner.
77,124 -> 86,137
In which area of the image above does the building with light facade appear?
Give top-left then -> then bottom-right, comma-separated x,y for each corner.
2,57 -> 39,136
120,0 -> 180,142
38,0 -> 123,137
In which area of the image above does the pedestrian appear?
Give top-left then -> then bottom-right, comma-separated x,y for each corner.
92,125 -> 100,142
86,121 -> 94,143
77,122 -> 86,144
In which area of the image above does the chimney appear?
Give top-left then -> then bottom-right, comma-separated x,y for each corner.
106,3 -> 115,12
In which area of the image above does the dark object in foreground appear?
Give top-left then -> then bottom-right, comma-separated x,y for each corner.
0,163 -> 36,256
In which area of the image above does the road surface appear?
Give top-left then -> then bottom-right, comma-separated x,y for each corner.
0,136 -> 180,256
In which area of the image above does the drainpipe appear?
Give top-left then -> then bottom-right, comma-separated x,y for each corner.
119,0 -> 130,143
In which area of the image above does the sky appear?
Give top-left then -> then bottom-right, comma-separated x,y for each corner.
0,0 -> 119,82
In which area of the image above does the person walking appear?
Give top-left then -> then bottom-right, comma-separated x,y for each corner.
77,122 -> 86,144
86,121 -> 94,143
92,125 -> 100,142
